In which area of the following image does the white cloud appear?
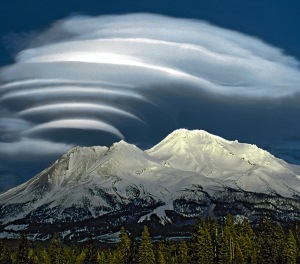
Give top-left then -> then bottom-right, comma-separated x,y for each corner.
1,14 -> 299,99
1,14 -> 300,190
24,119 -> 124,139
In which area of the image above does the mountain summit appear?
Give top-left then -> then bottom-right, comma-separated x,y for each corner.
1,129 -> 300,242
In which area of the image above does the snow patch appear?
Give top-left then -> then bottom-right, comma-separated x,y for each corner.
0,232 -> 20,239
93,231 -> 121,243
4,224 -> 28,231
138,204 -> 172,225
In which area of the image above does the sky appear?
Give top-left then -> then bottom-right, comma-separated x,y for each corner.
1,0 -> 300,192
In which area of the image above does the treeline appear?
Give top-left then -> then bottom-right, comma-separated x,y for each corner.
1,215 -> 300,263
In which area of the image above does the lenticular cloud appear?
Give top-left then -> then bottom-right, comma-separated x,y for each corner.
1,13 -> 300,166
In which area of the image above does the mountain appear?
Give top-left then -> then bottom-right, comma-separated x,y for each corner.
1,129 -> 300,242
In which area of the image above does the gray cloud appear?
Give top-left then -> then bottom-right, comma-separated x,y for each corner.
1,13 -> 300,191
0,137 -> 73,161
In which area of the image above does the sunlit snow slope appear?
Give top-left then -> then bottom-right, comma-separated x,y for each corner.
1,129 -> 300,241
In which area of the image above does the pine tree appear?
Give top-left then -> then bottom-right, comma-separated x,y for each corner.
138,226 -> 155,264
233,243 -> 245,264
64,246 -> 81,264
97,250 -> 108,264
49,234 -> 64,264
242,218 -> 254,238
85,236 -> 97,263
128,238 -> 139,264
236,218 -> 256,264
292,223 -> 300,263
219,215 -> 240,264
219,225 -> 233,264
114,227 -> 131,264
273,223 -> 285,263
0,239 -> 11,264
177,240 -> 188,264
35,246 -> 51,264
256,216 -> 277,264
108,250 -> 119,264
206,217 -> 221,263
284,230 -> 297,264
189,219 -> 214,264
16,233 -> 30,264
189,218 -> 201,263
156,244 -> 166,264
162,241 -> 177,264
75,251 -> 86,264
28,249 -> 39,264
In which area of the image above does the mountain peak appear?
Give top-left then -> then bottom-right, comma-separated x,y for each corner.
109,140 -> 142,155
147,128 -> 227,155
167,128 -> 214,138
161,128 -> 228,144
111,139 -> 134,148
1,128 -> 300,242
65,145 -> 108,156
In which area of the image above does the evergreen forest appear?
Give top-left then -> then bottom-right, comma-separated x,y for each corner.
1,215 -> 300,264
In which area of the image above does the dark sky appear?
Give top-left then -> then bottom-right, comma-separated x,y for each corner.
1,0 -> 300,192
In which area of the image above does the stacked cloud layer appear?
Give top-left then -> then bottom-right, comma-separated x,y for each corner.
1,14 -> 300,191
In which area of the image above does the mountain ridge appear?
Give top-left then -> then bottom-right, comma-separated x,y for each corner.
1,128 -> 300,241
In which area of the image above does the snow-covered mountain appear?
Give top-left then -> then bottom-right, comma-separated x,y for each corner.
1,129 -> 300,242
